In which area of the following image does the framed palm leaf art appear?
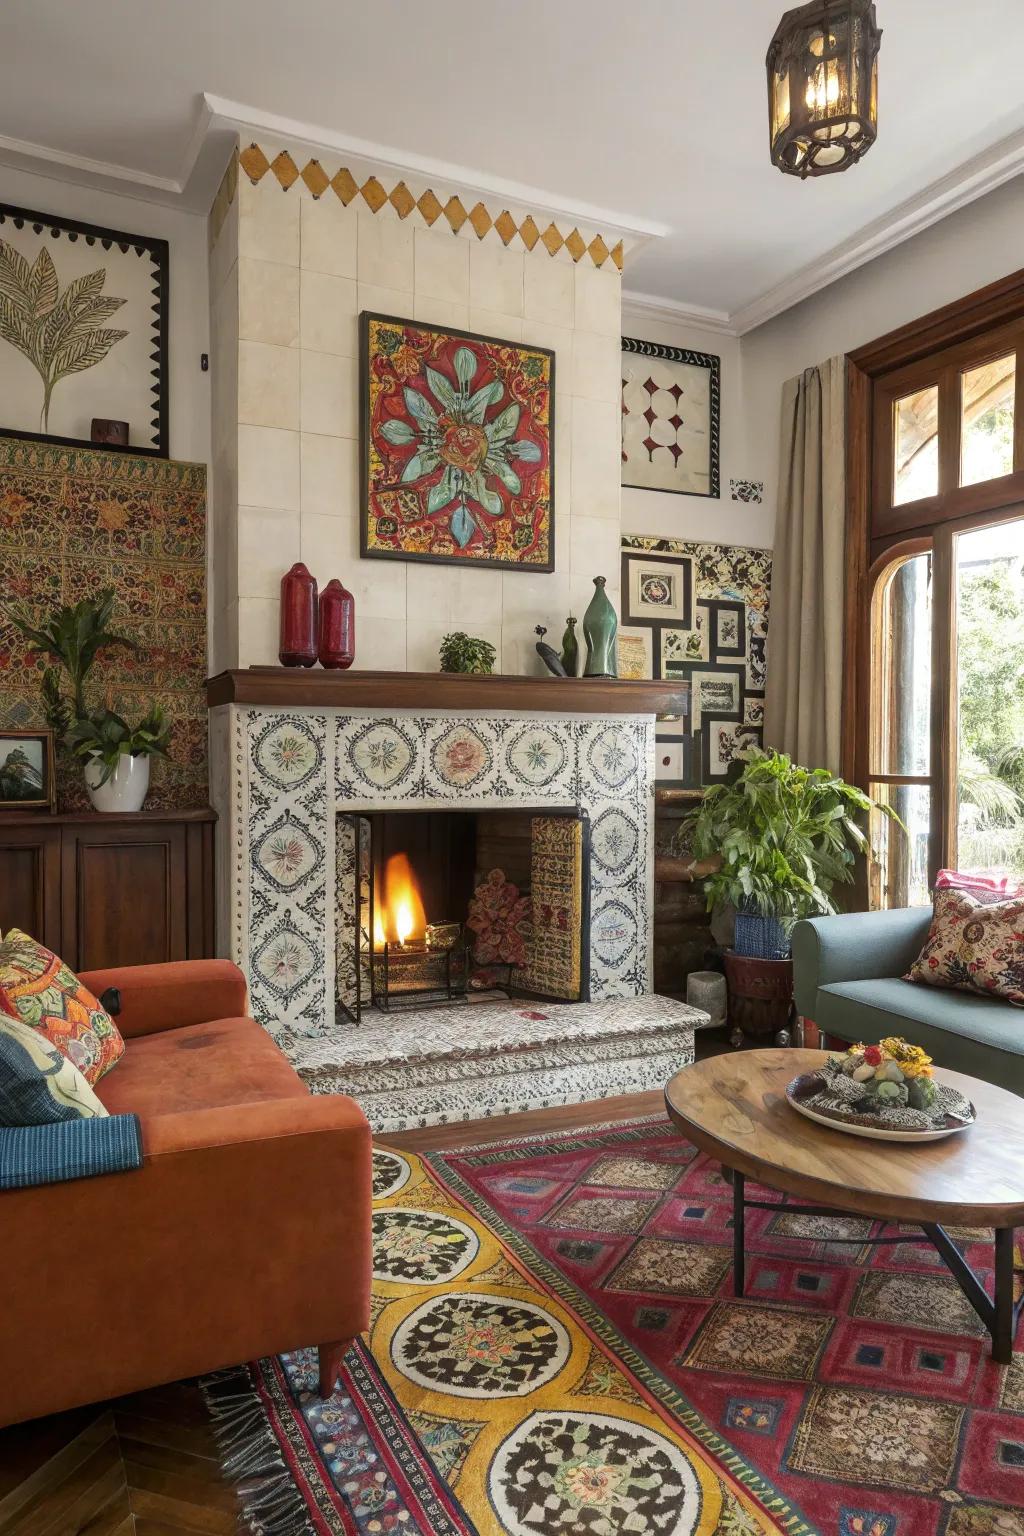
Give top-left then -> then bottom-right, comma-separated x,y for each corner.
361,312 -> 554,571
0,203 -> 168,457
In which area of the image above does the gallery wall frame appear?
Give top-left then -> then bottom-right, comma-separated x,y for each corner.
621,336 -> 720,499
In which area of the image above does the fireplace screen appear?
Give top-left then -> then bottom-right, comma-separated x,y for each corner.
337,808 -> 590,1022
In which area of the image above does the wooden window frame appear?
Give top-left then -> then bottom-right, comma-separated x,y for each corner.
846,266 -> 1024,884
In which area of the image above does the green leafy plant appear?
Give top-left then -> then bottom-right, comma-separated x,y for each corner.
3,588 -> 136,727
438,632 -> 497,675
65,706 -> 171,787
679,747 -> 903,932
0,242 -> 128,431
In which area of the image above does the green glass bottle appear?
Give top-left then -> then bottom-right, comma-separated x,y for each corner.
560,615 -> 579,677
583,576 -> 618,678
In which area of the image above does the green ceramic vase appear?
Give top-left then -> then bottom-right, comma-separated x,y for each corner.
560,616 -> 579,677
583,576 -> 618,678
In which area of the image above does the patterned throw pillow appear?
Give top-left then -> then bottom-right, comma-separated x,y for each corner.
906,887 -> 1024,1005
935,868 -> 1024,905
0,929 -> 124,1084
0,1009 -> 109,1125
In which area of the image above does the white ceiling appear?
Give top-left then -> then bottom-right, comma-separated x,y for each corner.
3,0 -> 1024,330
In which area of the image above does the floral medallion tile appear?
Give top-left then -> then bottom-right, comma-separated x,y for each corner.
591,804 -> 640,881
251,914 -> 319,1009
590,896 -> 639,972
253,717 -> 324,792
504,722 -> 570,793
428,721 -> 495,793
252,809 -> 324,893
341,718 -> 420,796
586,725 -> 640,794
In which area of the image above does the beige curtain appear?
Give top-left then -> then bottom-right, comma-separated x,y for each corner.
763,355 -> 846,773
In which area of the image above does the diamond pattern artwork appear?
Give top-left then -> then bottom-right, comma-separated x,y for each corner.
232,708 -> 655,1036
621,338 -> 720,498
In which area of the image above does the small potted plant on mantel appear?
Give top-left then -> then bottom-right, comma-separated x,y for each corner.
679,748 -> 901,1044
5,589 -> 171,813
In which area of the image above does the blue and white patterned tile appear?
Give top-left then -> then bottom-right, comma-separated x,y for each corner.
336,714 -> 423,800
500,719 -> 575,801
589,801 -> 642,887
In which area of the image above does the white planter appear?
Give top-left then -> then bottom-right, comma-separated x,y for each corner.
84,753 -> 150,814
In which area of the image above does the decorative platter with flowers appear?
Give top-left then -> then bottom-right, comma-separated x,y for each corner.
786,1039 -> 976,1142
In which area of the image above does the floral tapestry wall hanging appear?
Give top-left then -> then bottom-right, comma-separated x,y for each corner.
0,204 -> 168,457
361,312 -> 554,571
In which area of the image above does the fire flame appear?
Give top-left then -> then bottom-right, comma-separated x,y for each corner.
378,852 -> 427,947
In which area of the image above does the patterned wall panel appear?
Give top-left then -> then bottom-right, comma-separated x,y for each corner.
0,436 -> 207,810
231,706 -> 656,1037
620,536 -> 772,791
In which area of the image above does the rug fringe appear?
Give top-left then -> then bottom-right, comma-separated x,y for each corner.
200,1364 -> 316,1536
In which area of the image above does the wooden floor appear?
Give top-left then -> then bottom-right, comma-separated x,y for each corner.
0,1038 -> 737,1534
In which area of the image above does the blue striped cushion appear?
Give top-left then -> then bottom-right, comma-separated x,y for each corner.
0,1116 -> 143,1190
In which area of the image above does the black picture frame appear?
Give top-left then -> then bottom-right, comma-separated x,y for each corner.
0,202 -> 168,458
621,336 -> 720,499
707,599 -> 746,659
700,717 -> 761,784
359,310 -> 555,574
621,548 -> 693,630
690,663 -> 746,724
0,728 -> 55,812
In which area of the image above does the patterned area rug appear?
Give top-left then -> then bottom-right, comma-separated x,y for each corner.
204,1120 -> 1024,1535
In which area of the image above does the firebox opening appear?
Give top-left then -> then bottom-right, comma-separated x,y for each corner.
337,806 -> 590,1023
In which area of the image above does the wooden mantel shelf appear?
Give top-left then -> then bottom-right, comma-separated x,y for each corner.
206,667 -> 689,717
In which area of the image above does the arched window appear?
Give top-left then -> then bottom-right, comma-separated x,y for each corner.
851,291 -> 1024,908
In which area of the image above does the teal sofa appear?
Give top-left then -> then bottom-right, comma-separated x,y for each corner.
792,907 -> 1024,1096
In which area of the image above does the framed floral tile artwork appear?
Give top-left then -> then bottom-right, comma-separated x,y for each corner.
360,312 -> 554,571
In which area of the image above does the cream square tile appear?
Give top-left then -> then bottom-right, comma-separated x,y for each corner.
414,227 -> 469,303
571,330 -> 622,404
405,563 -> 503,626
350,558 -> 408,621
357,613 -> 408,671
553,394 -> 571,505
300,195 -> 357,277
413,294 -> 471,330
300,433 -> 358,518
299,511 -> 357,581
237,507 -> 300,599
501,632 -> 549,678
238,341 -> 300,429
524,255 -> 574,327
469,242 -> 524,316
358,284 -> 415,324
570,516 -> 622,583
470,310 -> 522,343
239,175 -> 299,266
501,571 -> 571,637
300,351 -> 358,438
209,209 -> 238,299
357,212 -> 414,290
521,319 -> 572,387
238,258 -> 299,347
238,425 -> 300,510
237,597 -> 281,668
573,262 -> 621,337
300,270 -> 358,356
571,397 -> 621,520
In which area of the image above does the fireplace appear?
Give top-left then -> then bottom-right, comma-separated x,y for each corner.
337,807 -> 591,1021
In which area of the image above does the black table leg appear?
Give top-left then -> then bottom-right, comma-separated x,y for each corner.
995,1226 -> 1015,1365
733,1170 -> 745,1297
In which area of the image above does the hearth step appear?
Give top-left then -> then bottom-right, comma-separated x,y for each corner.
285,995 -> 704,1133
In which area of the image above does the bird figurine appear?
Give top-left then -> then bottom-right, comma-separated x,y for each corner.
534,625 -> 567,676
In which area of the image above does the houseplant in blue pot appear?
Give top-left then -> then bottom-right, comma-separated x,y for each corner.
680,748 -> 901,1040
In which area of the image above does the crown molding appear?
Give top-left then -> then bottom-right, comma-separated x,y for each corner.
0,128 -> 183,199
195,94 -> 669,247
731,123 -> 1024,335
621,288 -> 737,336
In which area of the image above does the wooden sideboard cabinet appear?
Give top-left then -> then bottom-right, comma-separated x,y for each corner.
0,808 -> 215,971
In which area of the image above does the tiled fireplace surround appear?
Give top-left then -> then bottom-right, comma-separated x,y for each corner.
210,701 -> 657,1038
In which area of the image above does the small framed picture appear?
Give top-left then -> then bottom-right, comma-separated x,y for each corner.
701,718 -> 760,781
690,665 -> 744,729
621,549 -> 692,628
744,696 -> 765,727
707,599 -> 746,659
0,729 -> 55,811
617,627 -> 653,679
660,618 -> 706,676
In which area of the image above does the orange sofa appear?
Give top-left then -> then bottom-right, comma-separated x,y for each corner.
0,959 -> 372,1428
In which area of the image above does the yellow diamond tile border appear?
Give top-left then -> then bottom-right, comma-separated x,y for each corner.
231,142 -> 625,269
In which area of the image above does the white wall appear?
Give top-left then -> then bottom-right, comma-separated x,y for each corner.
211,149 -> 624,674
741,174 -> 1024,538
619,310 -> 771,549
0,162 -> 210,468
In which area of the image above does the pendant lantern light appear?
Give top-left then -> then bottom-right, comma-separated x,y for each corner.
767,0 -> 882,178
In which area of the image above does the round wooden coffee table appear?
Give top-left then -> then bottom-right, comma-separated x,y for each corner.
664,1048 -> 1024,1362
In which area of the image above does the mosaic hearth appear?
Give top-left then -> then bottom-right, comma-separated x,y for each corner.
212,705 -> 656,1037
